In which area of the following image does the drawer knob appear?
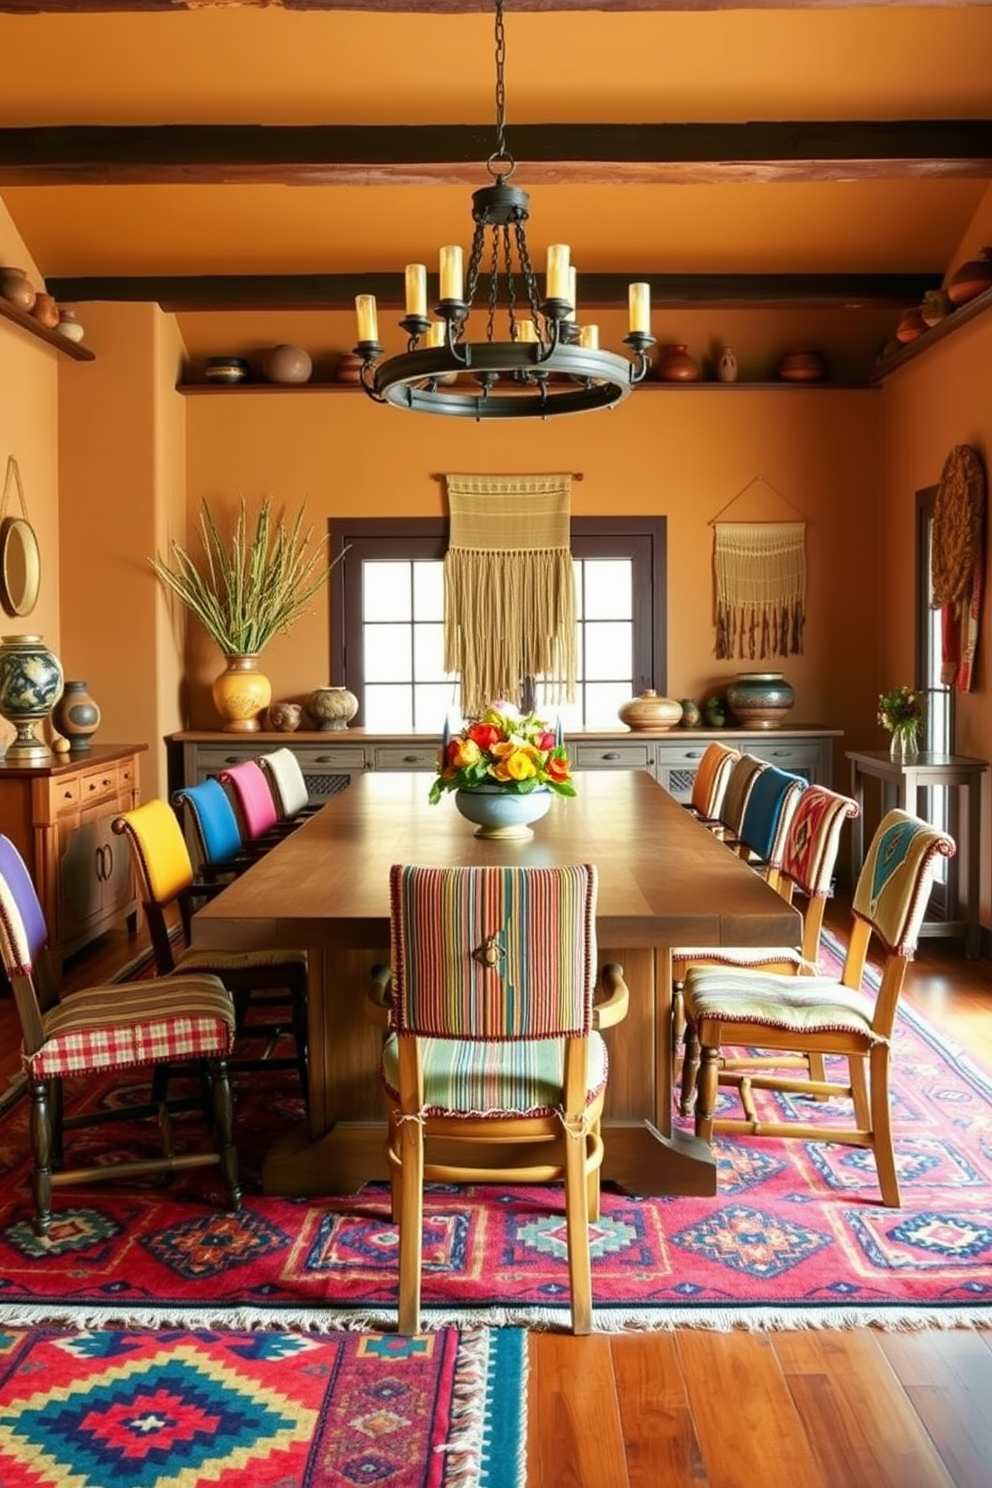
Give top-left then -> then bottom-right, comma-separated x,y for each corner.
603,752 -> 621,760
403,754 -> 420,763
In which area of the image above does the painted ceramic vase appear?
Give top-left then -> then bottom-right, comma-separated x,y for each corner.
455,784 -> 552,840
657,344 -> 699,382
726,671 -> 795,729
716,347 -> 738,383
307,686 -> 359,731
212,654 -> 272,733
0,633 -> 64,760
617,689 -> 683,731
53,679 -> 101,751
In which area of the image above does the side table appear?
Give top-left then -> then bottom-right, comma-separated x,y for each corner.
846,749 -> 986,959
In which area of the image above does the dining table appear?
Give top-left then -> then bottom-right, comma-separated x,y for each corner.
190,768 -> 801,1198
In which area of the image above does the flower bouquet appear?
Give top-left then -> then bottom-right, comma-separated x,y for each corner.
429,703 -> 575,805
877,685 -> 925,759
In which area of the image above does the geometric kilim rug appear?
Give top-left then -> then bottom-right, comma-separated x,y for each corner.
0,955 -> 990,1335
0,1323 -> 526,1488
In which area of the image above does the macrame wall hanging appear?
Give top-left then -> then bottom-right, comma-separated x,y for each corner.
710,477 -> 808,661
444,472 -> 577,719
931,444 -> 985,693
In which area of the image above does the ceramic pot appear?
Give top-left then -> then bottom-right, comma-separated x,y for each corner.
307,685 -> 359,731
212,654 -> 272,733
52,679 -> 101,751
454,784 -> 552,840
726,671 -> 795,729
31,292 -> 59,329
947,247 -> 992,306
895,308 -> 927,344
920,290 -> 951,328
56,308 -> 85,344
679,698 -> 702,728
267,701 -> 303,733
716,347 -> 738,384
617,689 -> 683,732
657,344 -> 699,382
0,633 -> 64,760
335,352 -> 364,384
0,267 -> 35,312
262,344 -> 313,384
204,356 -> 249,385
777,348 -> 827,381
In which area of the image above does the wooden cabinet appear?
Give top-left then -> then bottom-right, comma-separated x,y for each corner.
166,727 -> 840,802
0,744 -> 144,965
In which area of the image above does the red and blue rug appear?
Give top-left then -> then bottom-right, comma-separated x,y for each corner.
0,977 -> 989,1333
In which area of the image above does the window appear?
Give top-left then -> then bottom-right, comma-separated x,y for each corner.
917,485 -> 952,905
329,517 -> 668,731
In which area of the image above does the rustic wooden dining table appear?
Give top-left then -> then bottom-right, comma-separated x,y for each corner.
190,768 -> 801,1198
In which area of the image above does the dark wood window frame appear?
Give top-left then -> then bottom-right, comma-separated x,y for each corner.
329,516 -> 668,729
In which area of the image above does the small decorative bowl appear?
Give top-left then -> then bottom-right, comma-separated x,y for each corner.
204,356 -> 250,385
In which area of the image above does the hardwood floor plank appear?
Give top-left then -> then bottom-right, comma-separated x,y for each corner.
877,1329 -> 992,1488
611,1332 -> 707,1487
772,1329 -> 955,1487
675,1330 -> 828,1488
527,1333 -> 629,1488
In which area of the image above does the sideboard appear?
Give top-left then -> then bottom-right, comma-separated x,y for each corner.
166,726 -> 841,803
0,743 -> 145,966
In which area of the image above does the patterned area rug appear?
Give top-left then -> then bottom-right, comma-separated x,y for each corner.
0,1323 -> 525,1488
0,984 -> 990,1333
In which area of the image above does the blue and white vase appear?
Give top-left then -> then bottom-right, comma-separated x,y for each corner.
0,634 -> 64,760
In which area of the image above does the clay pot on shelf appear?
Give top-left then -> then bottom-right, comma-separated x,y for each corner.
657,344 -> 699,382
777,348 -> 827,382
726,671 -> 795,729
895,307 -> 927,344
262,344 -> 313,385
920,289 -> 951,328
0,267 -> 36,312
947,246 -> 992,306
716,347 -> 738,384
31,293 -> 59,330
204,356 -> 250,385
53,680 -> 101,752
307,686 -> 359,731
335,352 -> 364,385
617,689 -> 683,732
56,308 -> 86,344
267,701 -> 303,733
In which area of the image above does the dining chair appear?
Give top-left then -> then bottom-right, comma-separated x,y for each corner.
680,808 -> 955,1206
257,747 -> 323,824
708,752 -> 768,845
0,832 -> 241,1235
173,777 -> 260,882
217,758 -> 296,846
366,862 -> 629,1335
731,764 -> 806,889
683,740 -> 740,825
112,799 -> 311,1103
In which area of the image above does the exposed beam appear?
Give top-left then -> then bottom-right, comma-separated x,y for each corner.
3,122 -> 991,188
45,272 -> 942,312
3,1 -> 991,12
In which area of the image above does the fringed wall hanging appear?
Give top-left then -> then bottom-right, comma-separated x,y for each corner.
931,444 -> 985,693
710,477 -> 808,660
444,472 -> 577,719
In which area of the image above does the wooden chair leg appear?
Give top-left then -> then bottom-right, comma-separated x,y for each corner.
209,1058 -> 242,1211
694,1044 -> 719,1143
29,1078 -> 54,1237
565,1128 -> 593,1336
850,1054 -> 871,1130
397,1117 -> 424,1336
671,982 -> 685,1079
869,1044 -> 900,1207
679,1024 -> 700,1116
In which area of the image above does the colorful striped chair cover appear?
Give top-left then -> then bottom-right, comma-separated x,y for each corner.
733,765 -> 806,885
368,862 -> 629,1335
0,832 -> 240,1235
680,809 -> 955,1206
711,752 -> 767,842
686,740 -> 740,822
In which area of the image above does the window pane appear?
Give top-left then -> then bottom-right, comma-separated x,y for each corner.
414,683 -> 458,735
413,622 -> 449,682
584,681 -> 632,729
584,621 -> 633,680
583,559 -> 632,619
365,624 -> 412,681
413,561 -> 445,621
365,683 -> 414,731
364,562 -> 411,622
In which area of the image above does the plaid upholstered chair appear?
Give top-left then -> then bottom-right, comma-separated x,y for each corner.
683,740 -> 740,824
680,809 -> 955,1206
367,862 -> 629,1336
0,833 -> 241,1236
113,799 -> 310,1102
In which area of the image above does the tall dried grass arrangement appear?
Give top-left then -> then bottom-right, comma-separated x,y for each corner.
150,497 -> 344,656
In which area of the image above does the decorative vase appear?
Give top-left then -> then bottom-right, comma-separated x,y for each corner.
725,671 -> 795,729
267,701 -> 302,733
679,698 -> 702,728
204,356 -> 249,385
889,727 -> 920,762
0,634 -> 64,760
777,348 -> 827,381
617,689 -> 683,732
716,347 -> 738,384
335,352 -> 365,384
55,308 -> 85,343
0,267 -> 36,312
307,685 -> 359,731
53,679 -> 101,751
920,289 -> 951,328
31,292 -> 59,329
947,246 -> 992,306
454,785 -> 553,840
894,308 -> 926,344
262,344 -> 313,385
657,344 -> 699,382
211,654 -> 272,733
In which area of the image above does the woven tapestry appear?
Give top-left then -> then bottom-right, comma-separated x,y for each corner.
714,521 -> 806,660
444,472 -> 576,718
932,444 -> 985,693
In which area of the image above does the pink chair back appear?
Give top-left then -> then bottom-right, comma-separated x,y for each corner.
218,759 -> 280,841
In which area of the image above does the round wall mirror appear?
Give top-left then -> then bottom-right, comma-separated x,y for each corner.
0,516 -> 41,617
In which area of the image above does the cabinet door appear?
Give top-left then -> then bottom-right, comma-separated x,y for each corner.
57,817 -> 103,945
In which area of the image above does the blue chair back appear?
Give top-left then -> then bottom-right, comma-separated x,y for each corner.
737,766 -> 805,867
173,778 -> 246,872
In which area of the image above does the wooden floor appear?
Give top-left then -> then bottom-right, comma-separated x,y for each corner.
4,900 -> 992,1488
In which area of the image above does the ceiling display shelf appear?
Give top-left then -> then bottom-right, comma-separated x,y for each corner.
177,381 -> 350,394
177,376 -> 873,396
0,299 -> 95,361
872,282 -> 992,383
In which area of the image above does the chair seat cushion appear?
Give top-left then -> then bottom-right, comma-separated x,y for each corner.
173,946 -> 307,977
381,1031 -> 608,1117
683,967 -> 881,1041
673,946 -> 810,974
27,975 -> 236,1079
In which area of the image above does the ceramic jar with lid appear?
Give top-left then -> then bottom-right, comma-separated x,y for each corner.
617,689 -> 683,731
308,685 -> 359,731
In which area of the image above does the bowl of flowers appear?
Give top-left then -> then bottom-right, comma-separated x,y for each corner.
877,684 -> 925,760
429,702 -> 576,839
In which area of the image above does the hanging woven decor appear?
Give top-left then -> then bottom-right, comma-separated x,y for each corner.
444,472 -> 577,718
714,521 -> 807,660
932,444 -> 985,692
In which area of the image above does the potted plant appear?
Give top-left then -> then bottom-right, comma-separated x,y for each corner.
429,702 -> 575,839
151,496 -> 344,732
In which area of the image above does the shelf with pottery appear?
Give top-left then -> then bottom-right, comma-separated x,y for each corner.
0,298 -> 95,361
175,376 -> 873,395
871,279 -> 992,384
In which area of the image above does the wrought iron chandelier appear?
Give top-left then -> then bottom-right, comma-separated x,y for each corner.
353,0 -> 655,420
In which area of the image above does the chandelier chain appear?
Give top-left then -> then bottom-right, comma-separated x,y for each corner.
489,0 -> 513,179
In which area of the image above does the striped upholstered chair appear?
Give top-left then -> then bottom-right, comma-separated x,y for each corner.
681,809 -> 955,1206
0,833 -> 241,1235
367,862 -> 629,1335
683,740 -> 740,824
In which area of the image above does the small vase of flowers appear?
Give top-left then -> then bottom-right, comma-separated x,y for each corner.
430,702 -> 575,839
877,685 -> 925,761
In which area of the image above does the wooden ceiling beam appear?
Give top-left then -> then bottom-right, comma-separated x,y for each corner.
45,271 -> 942,312
6,1 -> 986,13
2,121 -> 992,188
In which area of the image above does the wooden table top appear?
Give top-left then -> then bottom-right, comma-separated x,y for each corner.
192,769 -> 801,953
